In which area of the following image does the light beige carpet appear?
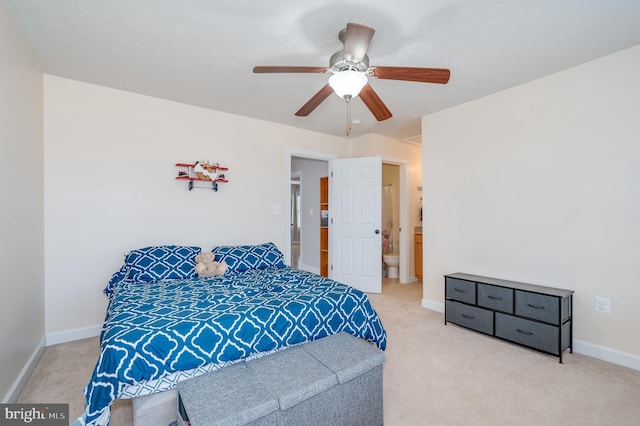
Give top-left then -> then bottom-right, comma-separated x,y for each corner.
18,279 -> 640,425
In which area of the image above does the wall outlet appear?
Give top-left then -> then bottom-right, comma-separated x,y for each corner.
595,297 -> 611,314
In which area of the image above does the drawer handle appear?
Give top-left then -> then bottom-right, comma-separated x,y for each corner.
487,295 -> 503,300
526,303 -> 545,310
453,288 -> 467,293
516,328 -> 534,336
461,314 -> 475,319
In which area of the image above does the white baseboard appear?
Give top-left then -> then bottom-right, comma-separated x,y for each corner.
2,336 -> 46,403
46,324 -> 102,346
421,299 -> 639,371
422,299 -> 444,313
573,339 -> 640,371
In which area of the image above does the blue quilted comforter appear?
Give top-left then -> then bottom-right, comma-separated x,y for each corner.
78,267 -> 386,425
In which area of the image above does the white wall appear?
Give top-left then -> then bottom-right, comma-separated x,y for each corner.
43,75 -> 351,335
422,45 -> 640,360
0,1 -> 44,401
43,76 -> 426,336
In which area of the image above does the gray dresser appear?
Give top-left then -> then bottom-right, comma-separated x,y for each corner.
444,273 -> 573,362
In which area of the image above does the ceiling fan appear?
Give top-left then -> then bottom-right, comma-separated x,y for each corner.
253,23 -> 450,133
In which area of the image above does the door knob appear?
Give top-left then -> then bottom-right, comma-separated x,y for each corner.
375,229 -> 380,234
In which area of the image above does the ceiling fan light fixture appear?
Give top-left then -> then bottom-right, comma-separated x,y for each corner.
328,70 -> 368,99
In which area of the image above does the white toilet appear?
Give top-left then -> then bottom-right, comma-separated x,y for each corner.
383,254 -> 399,279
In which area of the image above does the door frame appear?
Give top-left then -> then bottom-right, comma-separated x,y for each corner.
284,148 -> 336,266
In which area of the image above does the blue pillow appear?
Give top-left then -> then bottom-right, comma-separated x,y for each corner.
212,242 -> 286,273
124,245 -> 200,283
103,245 -> 201,296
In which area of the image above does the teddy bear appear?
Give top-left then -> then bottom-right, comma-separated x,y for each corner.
195,251 -> 228,277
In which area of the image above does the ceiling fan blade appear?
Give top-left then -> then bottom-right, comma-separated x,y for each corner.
371,66 -> 450,84
295,84 -> 334,117
358,84 -> 392,121
343,23 -> 375,63
253,66 -> 328,74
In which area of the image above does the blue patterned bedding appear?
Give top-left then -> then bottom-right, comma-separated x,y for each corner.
77,267 -> 387,425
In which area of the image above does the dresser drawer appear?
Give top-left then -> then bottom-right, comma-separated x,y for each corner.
495,313 -> 559,354
515,291 -> 560,324
446,278 -> 476,304
478,284 -> 513,313
445,300 -> 493,335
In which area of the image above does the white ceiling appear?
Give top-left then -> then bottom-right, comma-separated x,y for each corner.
6,0 -> 640,141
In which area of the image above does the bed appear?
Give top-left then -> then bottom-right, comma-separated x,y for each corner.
74,243 -> 387,425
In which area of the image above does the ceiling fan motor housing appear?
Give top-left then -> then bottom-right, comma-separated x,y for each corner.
330,50 -> 369,72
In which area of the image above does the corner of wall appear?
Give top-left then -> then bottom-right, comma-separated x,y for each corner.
2,337 -> 46,403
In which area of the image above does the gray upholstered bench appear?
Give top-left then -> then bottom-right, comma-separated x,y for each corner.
176,332 -> 385,426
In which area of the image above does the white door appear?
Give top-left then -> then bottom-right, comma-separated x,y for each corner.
329,156 -> 382,293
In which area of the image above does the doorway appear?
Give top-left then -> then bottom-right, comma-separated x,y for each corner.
287,153 -> 331,274
380,158 -> 409,284
285,151 -> 410,289
382,163 -> 400,281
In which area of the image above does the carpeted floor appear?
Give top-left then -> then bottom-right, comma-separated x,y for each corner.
18,279 -> 640,425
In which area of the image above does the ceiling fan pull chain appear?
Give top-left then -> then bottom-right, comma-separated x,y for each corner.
346,95 -> 352,136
